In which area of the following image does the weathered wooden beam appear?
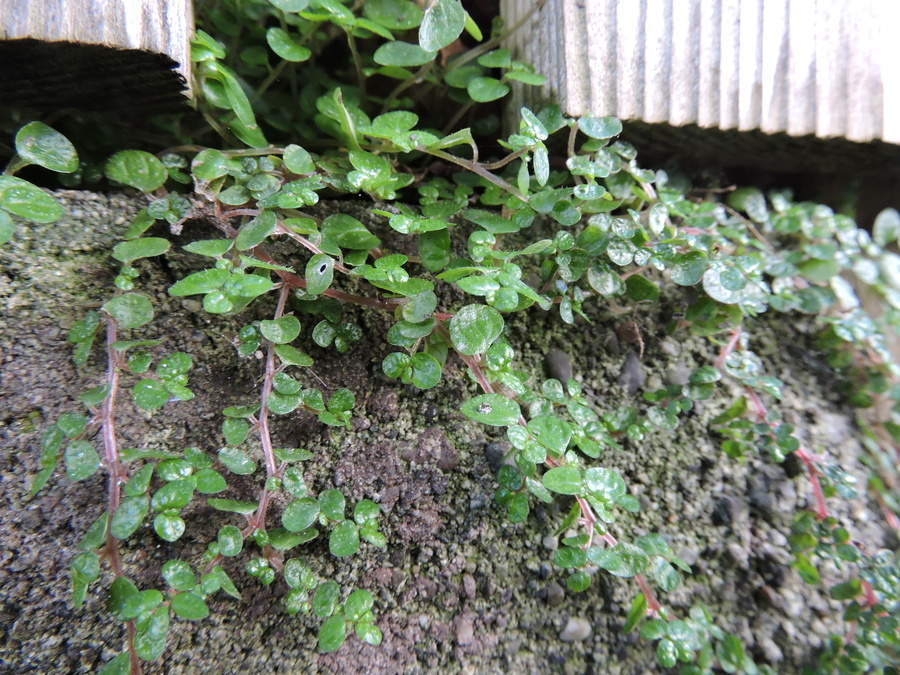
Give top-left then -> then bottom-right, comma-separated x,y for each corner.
0,0 -> 192,115
501,0 -> 900,172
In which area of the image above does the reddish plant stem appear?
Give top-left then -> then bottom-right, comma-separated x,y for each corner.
862,579 -> 878,607
745,388 -> 828,520
619,265 -> 649,281
458,345 -> 662,616
715,327 -> 742,369
278,226 -> 351,274
209,209 -> 404,312
456,351 -> 495,394
100,317 -> 141,675
418,145 -> 528,203
874,491 -> 900,531
249,284 -> 291,531
544,453 -> 662,614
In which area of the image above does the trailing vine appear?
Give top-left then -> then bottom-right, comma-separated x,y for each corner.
1,0 -> 897,673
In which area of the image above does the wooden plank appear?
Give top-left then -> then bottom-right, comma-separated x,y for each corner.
786,0 -> 816,136
588,0 -> 617,117
815,0 -> 849,139
718,0 -> 741,130
760,0 -> 788,134
845,2 -> 881,143
616,0 -> 645,121
696,0 -> 721,128
668,0 -> 699,127
503,0 -> 900,152
882,2 -> 900,143
643,0 -> 672,124
737,0 -> 762,131
0,0 -> 192,114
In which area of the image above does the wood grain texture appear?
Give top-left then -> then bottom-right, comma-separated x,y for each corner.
0,0 -> 192,114
502,0 -> 898,146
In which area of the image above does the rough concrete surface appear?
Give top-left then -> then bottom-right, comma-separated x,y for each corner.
0,192 -> 893,674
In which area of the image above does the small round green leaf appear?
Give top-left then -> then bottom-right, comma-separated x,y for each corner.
153,512 -> 185,541
259,315 -> 301,344
467,77 -> 510,103
133,607 -> 169,660
587,542 -> 650,578
583,467 -> 626,500
282,466 -> 308,498
162,560 -> 196,591
15,121 -> 79,173
133,379 -> 169,410
222,417 -> 250,446
112,238 -> 170,263
353,499 -> 380,525
218,447 -> 256,475
402,290 -> 437,323
567,570 -> 591,592
0,209 -> 13,244
266,27 -> 312,62
218,525 -> 244,556
151,479 -> 194,511
191,149 -> 235,180
527,415 -> 573,453
105,150 -> 168,192
419,0 -> 466,52
171,592 -> 209,620
313,580 -> 341,618
195,468 -> 227,494
344,589 -> 374,621
329,519 -> 360,557
283,145 -> 316,174
625,275 -> 659,302
579,115 -> 623,139
382,352 -> 410,378
57,412 -> 88,438
460,393 -> 521,426
103,293 -> 153,329
306,254 -> 334,295
874,208 -> 900,247
110,495 -> 150,539
318,614 -> 346,652
219,185 -> 250,205
364,0 -> 423,29
72,551 -> 100,583
669,252 -> 708,286
207,498 -> 258,515
542,466 -> 583,495
356,622 -> 383,646
168,268 -> 230,296
657,638 -> 678,668
235,211 -> 277,250
374,41 -> 436,67
283,497 -> 319,532
0,176 -> 63,223
274,344 -> 314,367
410,352 -> 442,389
319,489 -> 346,521
64,440 -> 100,481
448,304 -> 504,355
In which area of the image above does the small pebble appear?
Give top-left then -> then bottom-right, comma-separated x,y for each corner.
463,574 -> 477,599
546,582 -> 565,607
545,348 -> 573,390
559,617 -> 592,642
617,351 -> 645,396
456,615 -> 475,645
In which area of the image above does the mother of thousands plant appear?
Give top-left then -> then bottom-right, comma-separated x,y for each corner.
3,0 -> 898,673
